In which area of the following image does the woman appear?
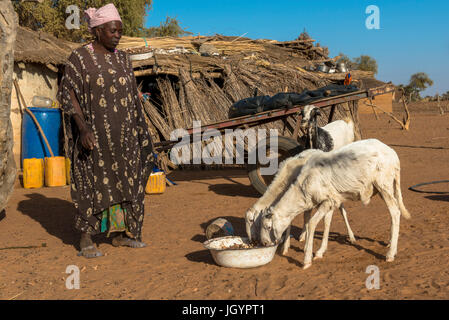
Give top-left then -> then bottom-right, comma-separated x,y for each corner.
57,3 -> 154,258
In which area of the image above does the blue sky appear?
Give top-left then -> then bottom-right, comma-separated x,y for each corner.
144,0 -> 448,96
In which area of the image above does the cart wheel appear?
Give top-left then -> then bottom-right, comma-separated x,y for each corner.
247,136 -> 305,195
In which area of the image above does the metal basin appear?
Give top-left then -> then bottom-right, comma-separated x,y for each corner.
203,236 -> 278,268
317,64 -> 329,73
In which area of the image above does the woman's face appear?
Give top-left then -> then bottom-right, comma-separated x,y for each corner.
96,21 -> 123,51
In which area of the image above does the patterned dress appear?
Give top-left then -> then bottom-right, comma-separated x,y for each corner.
57,43 -> 154,240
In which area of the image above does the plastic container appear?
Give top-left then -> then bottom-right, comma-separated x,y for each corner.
145,172 -> 166,194
23,158 -> 44,189
44,156 -> 66,187
21,107 -> 62,165
32,96 -> 53,108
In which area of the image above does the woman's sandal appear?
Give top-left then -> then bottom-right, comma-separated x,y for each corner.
77,245 -> 103,258
112,235 -> 147,248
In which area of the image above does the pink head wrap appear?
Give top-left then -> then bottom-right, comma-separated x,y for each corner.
84,3 -> 122,32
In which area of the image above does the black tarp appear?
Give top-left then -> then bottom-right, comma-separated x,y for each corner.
228,84 -> 360,118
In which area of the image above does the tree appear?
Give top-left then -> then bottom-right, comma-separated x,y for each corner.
353,55 -> 378,75
0,0 -> 18,213
398,73 -> 434,102
13,0 -> 153,42
336,53 -> 357,70
397,84 -> 415,102
297,28 -> 311,40
442,91 -> 449,101
145,16 -> 193,38
408,72 -> 433,100
336,54 -> 377,73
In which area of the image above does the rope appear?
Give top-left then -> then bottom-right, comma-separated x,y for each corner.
13,79 -> 55,157
408,180 -> 449,194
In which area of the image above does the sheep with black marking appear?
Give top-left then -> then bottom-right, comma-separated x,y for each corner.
258,139 -> 410,269
300,104 -> 358,152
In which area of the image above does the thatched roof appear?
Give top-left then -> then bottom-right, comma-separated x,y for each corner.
14,26 -> 79,67
118,34 -> 374,83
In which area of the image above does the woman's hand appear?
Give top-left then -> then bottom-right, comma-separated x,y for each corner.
80,127 -> 96,151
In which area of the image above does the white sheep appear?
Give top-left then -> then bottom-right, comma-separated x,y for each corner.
246,150 -> 315,255
245,150 -> 356,255
259,139 -> 410,270
245,105 -> 358,254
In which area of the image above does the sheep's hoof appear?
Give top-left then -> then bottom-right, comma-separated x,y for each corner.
348,237 -> 357,244
386,256 -> 395,262
313,253 -> 323,260
298,233 -> 306,242
303,262 -> 312,270
281,248 -> 289,256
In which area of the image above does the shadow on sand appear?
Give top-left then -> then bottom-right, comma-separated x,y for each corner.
16,193 -> 109,250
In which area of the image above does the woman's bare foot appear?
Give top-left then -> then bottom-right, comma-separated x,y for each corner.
78,232 -> 103,258
112,233 -> 147,248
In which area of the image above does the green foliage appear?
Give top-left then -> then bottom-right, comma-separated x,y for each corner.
336,54 -> 378,74
442,91 -> 449,100
398,73 -> 434,101
336,53 -> 357,69
353,55 -> 378,75
145,16 -> 193,37
409,72 -> 433,92
14,0 -> 153,42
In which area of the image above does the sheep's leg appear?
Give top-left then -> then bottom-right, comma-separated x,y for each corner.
303,203 -> 332,269
379,188 -> 401,262
298,210 -> 312,242
280,224 -> 291,255
339,204 -> 356,244
314,210 -> 333,260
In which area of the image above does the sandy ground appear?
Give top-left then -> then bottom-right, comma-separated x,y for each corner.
1,109 -> 448,300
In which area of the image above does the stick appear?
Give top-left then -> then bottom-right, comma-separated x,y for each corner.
13,79 -> 24,115
364,100 -> 410,130
8,291 -> 25,301
368,98 -> 379,120
0,243 -> 47,251
13,79 -> 55,157
437,95 -> 444,115
231,32 -> 248,43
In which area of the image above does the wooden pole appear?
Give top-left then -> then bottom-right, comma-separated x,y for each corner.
437,94 -> 444,115
0,0 -> 18,211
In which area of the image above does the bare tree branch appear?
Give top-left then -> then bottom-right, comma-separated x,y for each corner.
363,90 -> 410,130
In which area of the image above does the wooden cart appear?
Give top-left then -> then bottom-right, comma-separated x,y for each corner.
153,84 -> 395,194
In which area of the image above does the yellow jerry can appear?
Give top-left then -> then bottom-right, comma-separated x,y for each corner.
23,158 -> 44,189
44,156 -> 67,187
145,172 -> 166,194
